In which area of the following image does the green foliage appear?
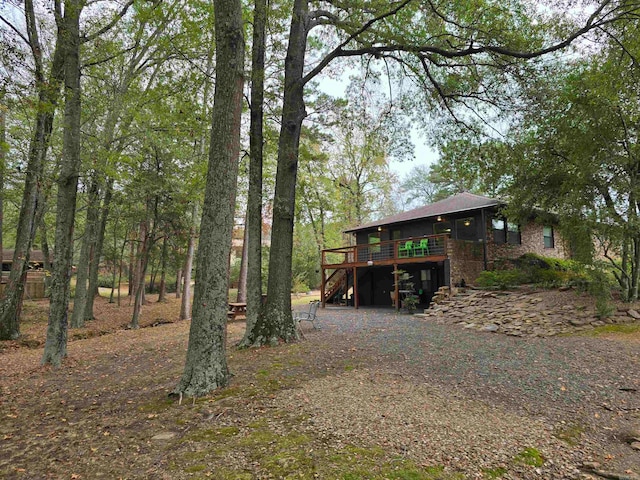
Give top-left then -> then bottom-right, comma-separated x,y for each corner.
475,270 -> 529,289
514,448 -> 544,467
477,254 -> 589,289
583,266 -> 614,319
146,276 -> 177,294
479,254 -> 616,316
292,223 -> 321,290
482,467 -> 507,479
229,255 -> 242,288
553,423 -> 584,446
581,323 -> 640,337
402,294 -> 420,314
96,275 -> 114,289
291,273 -> 309,294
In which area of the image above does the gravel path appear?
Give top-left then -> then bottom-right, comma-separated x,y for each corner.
291,305 -> 640,479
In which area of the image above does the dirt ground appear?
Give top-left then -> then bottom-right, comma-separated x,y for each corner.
1,290 -> 639,480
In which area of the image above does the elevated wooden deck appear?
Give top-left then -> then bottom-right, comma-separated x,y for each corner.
321,234 -> 449,269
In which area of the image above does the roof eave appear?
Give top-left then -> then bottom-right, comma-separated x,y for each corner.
344,202 -> 503,234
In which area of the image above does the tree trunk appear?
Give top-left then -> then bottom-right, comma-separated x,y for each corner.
180,206 -> 197,320
254,0 -> 308,345
128,231 -> 135,297
632,236 -> 640,301
71,179 -> 99,328
116,237 -> 127,306
131,223 -> 145,304
174,0 -> 244,397
0,105 -> 5,271
175,268 -> 183,299
239,0 -> 266,347
236,215 -> 249,302
148,255 -> 158,295
130,219 -> 149,329
158,235 -> 168,302
40,222 -> 52,294
85,179 -> 113,319
0,1 -> 65,340
43,0 -> 83,366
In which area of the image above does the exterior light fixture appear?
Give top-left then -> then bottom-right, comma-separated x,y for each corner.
436,216 -> 442,222
377,226 -> 382,231
464,220 -> 471,227
367,260 -> 374,266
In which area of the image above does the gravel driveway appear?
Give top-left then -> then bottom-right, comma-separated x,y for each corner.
290,306 -> 640,479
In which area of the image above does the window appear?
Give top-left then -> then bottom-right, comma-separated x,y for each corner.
507,222 -> 521,245
455,217 -> 476,241
492,218 -> 505,244
368,232 -> 381,254
543,226 -> 554,248
492,217 -> 521,245
433,221 -> 452,235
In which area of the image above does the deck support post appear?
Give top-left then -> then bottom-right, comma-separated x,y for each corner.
352,266 -> 358,309
393,263 -> 399,311
320,267 -> 326,308
481,208 -> 488,271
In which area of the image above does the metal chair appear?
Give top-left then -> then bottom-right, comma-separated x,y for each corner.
293,301 -> 320,337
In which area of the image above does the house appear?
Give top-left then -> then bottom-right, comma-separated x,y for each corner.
1,249 -> 48,299
320,192 -> 568,309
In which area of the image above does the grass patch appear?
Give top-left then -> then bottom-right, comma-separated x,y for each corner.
185,427 -> 240,442
291,294 -> 321,307
177,417 -> 464,480
581,323 -> 640,337
328,447 -> 462,479
553,423 -> 584,446
138,397 -> 174,413
482,466 -> 507,478
514,447 -> 544,467
183,464 -> 206,473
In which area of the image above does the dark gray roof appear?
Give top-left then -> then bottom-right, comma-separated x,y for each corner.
2,249 -> 48,264
345,192 -> 502,233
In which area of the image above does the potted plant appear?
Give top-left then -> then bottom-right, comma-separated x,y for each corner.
392,269 -> 419,314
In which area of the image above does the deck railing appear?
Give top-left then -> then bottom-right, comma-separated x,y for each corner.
322,234 -> 449,267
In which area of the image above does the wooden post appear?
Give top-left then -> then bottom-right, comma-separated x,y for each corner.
481,208 -> 488,271
393,263 -> 399,311
320,267 -> 326,308
353,266 -> 358,309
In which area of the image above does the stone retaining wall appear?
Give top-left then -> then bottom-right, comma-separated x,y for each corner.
417,288 -> 640,337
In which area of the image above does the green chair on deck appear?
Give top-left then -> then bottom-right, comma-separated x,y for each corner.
398,240 -> 414,258
413,238 -> 430,256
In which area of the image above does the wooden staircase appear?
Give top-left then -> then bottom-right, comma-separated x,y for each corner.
324,268 -> 348,304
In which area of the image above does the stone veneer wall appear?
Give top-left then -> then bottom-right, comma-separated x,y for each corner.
447,220 -> 570,286
447,239 -> 485,286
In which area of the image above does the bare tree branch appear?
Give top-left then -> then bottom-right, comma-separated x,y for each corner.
0,14 -> 30,48
302,0 -> 414,85
82,0 -> 136,44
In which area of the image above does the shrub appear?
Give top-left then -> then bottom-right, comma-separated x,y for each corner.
475,270 -> 528,289
584,266 -> 614,318
97,274 -> 114,289
477,254 -> 589,289
147,276 -> 177,294
291,273 -> 309,294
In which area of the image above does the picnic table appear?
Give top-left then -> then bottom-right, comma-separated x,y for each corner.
228,302 -> 247,321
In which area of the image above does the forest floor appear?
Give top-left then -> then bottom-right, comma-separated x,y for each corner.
1,289 -> 639,480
